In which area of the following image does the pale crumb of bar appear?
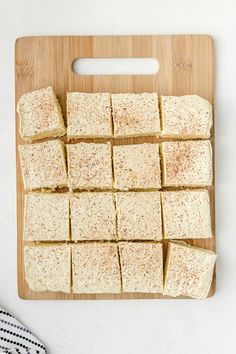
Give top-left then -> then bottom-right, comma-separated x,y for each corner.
161,140 -> 212,187
72,243 -> 121,294
111,93 -> 161,137
116,191 -> 162,240
24,244 -> 71,293
162,190 -> 212,239
67,92 -> 112,139
18,140 -> 67,191
66,142 -> 113,190
160,95 -> 212,138
17,86 -> 66,142
119,242 -> 163,293
23,193 -> 69,241
113,143 -> 161,190
70,192 -> 116,241
163,242 -> 217,299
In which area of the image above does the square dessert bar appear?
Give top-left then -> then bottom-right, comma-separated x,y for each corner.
111,93 -> 160,137
18,139 -> 67,190
67,92 -> 112,139
66,142 -> 113,190
162,190 -> 212,239
17,86 -> 66,142
24,244 -> 71,293
119,242 -> 163,293
113,143 -> 161,190
115,191 -> 162,240
163,242 -> 217,299
70,192 -> 116,241
72,243 -> 121,293
160,95 -> 213,138
23,193 -> 70,241
161,140 -> 212,187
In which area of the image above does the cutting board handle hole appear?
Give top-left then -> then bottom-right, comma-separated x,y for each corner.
72,58 -> 159,76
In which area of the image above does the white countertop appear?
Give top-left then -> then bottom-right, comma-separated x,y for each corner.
0,0 -> 236,353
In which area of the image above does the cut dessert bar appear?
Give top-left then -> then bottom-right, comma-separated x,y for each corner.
72,243 -> 121,293
160,95 -> 212,138
23,193 -> 69,241
163,242 -> 217,298
119,242 -> 163,293
162,190 -> 212,239
17,86 -> 66,142
18,139 -> 67,190
67,92 -> 112,139
111,93 -> 160,137
66,142 -> 113,190
70,192 -> 116,241
115,191 -> 162,240
113,143 -> 161,190
24,244 -> 71,293
161,140 -> 212,187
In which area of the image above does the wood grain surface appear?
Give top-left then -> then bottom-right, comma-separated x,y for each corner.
15,35 -> 215,300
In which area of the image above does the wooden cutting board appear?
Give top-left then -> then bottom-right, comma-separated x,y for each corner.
15,35 -> 215,300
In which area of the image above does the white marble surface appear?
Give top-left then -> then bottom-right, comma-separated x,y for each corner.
0,0 -> 236,353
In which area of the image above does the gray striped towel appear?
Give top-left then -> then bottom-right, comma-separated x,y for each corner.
0,308 -> 47,354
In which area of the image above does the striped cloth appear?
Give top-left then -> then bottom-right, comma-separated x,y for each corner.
0,308 -> 47,354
